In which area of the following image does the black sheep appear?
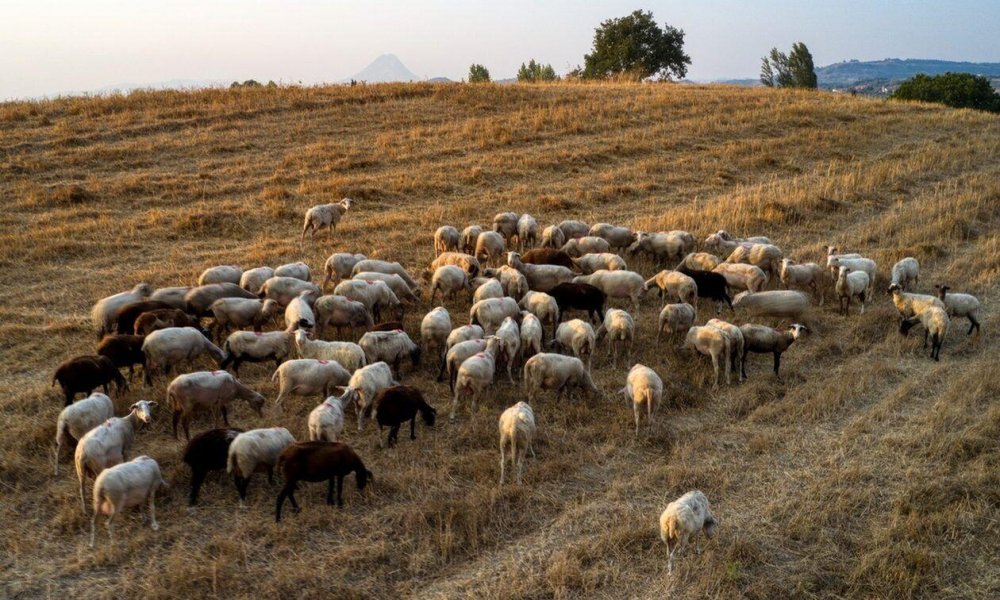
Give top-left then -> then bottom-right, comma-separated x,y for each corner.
97,334 -> 146,379
112,300 -> 174,335
520,248 -> 575,269
52,355 -> 127,406
363,385 -> 436,447
182,428 -> 244,505
677,267 -> 733,311
548,282 -> 606,324
275,441 -> 372,521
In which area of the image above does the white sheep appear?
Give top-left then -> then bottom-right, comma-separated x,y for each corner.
522,353 -> 599,403
428,252 -> 482,279
561,236 -> 611,257
220,330 -> 295,375
89,456 -> 167,548
621,364 -> 663,434
350,259 -> 419,291
888,283 -> 945,319
198,265 -> 242,286
519,290 -> 560,338
713,262 -> 768,294
493,265 -> 530,300
900,305 -> 950,361
350,361 -> 398,431
519,311 -> 543,361
717,230 -> 771,244
91,283 -> 154,337
259,276 -> 322,307
185,283 -> 260,316
302,197 -> 352,240
541,225 -> 566,249
660,490 -> 718,574
725,243 -> 783,282
227,427 -> 296,503
358,330 -> 421,380
460,226 -> 484,255
936,285 -> 981,335
166,370 -> 265,440
887,257 -> 920,291
498,401 -> 536,485
434,225 -> 461,255
472,277 -> 505,303
450,336 -> 503,422
596,308 -> 635,367
148,286 -> 192,310
209,297 -> 281,341
428,265 -> 472,305
557,219 -> 590,240
589,223 -> 636,250
573,253 -> 627,274
494,316 -> 521,384
779,259 -> 825,304
645,270 -> 697,307
551,319 -> 597,372
674,252 -> 721,272
353,271 -> 420,304
572,270 -> 646,313
333,279 -> 402,323
657,303 -> 697,346
307,388 -> 361,442
835,266 -> 870,315
739,323 -> 807,379
444,338 -> 490,392
314,294 -> 373,339
470,296 -> 520,335
421,307 -> 452,375
475,230 -> 507,267
683,326 -> 731,389
827,255 -> 876,297
240,266 -> 275,294
54,392 -> 115,475
447,324 -> 485,349
516,213 -> 539,250
507,252 -> 574,293
493,212 -> 520,242
322,252 -> 367,289
74,400 -> 156,513
627,231 -> 686,265
293,329 -> 366,371
142,327 -> 225,385
706,318 -> 745,383
272,359 -> 351,407
284,290 -> 318,332
732,290 -> 811,323
274,261 -> 311,282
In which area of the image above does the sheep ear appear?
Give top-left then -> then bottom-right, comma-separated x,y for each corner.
147,401 -> 158,407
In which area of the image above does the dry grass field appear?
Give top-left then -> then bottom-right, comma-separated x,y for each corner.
1,82 -> 998,599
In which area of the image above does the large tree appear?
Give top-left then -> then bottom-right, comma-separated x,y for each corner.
761,42 -> 817,88
582,10 -> 691,81
891,72 -> 1000,113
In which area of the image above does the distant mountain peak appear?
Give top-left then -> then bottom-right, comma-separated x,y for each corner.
351,54 -> 421,83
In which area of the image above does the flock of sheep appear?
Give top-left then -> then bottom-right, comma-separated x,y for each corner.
50,199 -> 983,574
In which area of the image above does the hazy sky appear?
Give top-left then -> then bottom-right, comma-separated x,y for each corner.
2,0 -> 998,99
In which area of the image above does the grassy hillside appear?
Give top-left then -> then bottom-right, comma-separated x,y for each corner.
1,83 -> 998,599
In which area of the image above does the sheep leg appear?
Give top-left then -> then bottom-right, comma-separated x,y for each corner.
327,479 -> 336,505
221,405 -> 229,426
634,403 -> 641,436
89,509 -> 99,548
267,466 -> 274,485
234,475 -> 249,503
147,490 -> 159,531
336,475 -> 344,507
968,315 -> 979,335
922,329 -> 929,349
172,411 -> 181,439
275,487 -> 290,521
79,473 -> 88,514
410,417 -> 416,440
499,441 -> 506,484
389,424 -> 401,446
189,468 -> 207,506
742,349 -> 749,380
773,353 -> 782,378
449,389 -> 460,423
710,354 -> 720,390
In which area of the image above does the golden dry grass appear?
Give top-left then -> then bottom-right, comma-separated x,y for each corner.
1,82 -> 998,599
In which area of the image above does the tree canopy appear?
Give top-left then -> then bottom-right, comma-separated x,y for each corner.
468,64 -> 491,83
761,43 -> 817,88
891,72 -> 1000,113
582,10 -> 690,81
517,60 -> 558,83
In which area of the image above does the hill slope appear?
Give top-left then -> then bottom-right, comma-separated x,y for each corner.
817,58 -> 1000,89
1,84 -> 998,599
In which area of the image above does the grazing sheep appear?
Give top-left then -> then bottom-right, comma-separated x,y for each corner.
322,253 -> 368,289
54,392 -> 115,475
91,283 -> 154,338
133,308 -> 201,337
275,441 -> 372,521
351,362 -> 398,431
198,265 -> 243,286
732,290 -> 810,322
428,265 -> 473,305
420,307 -> 452,374
675,267 -> 732,313
472,277 -> 504,303
293,329 -> 366,372
657,303 -> 697,346
706,318 -> 745,383
142,327 -> 225,385
492,212 -> 520,242
498,402 -> 536,485
589,223 -> 636,251
713,262 -> 768,294
595,309 -> 635,367
572,270 -> 646,313
519,311 -> 544,361
183,428 -> 243,505
307,388 -> 360,443
240,267 -> 275,294
209,297 -> 281,341
112,300 -> 175,335
167,371 -> 265,440
358,330 -> 421,380
475,230 -> 507,267
494,317 -> 521,384
627,231 -> 686,265
274,262 -> 311,282
350,259 -> 419,291
450,336 -> 504,422
272,359 -> 351,407
557,219 -> 590,240
186,283 -> 259,316
725,243 -> 784,282
302,198 -> 352,240
492,265 -> 530,300
149,286 -> 192,310
644,270 -> 698,307
682,326 -> 731,389
53,355 -> 127,406
702,233 -> 746,257
548,282 -> 607,324
660,490 -> 718,574
227,427 -> 296,503
889,257 -> 919,291
779,259 -> 825,304
220,330 -> 295,374
363,385 -> 437,447
74,400 -> 156,512
523,353 -> 599,403
447,324 -> 485,348
521,247 -> 575,269
470,296 -> 521,335
900,306 -> 951,361
430,252 -> 482,280
561,236 -> 611,257
888,283 -> 945,319
573,252 -> 627,274
827,256 -> 876,297
621,364 -> 663,435
444,338 -> 490,392
835,266 -> 869,315
89,456 -> 167,548
334,279 -> 402,323
716,230 -> 771,244
434,225 -> 461,255
353,272 -> 420,304
519,291 -> 560,338
739,324 -> 806,379
541,225 -> 566,249
284,290 -> 318,332
516,213 -> 539,250
936,285 -> 982,335
461,226 -> 484,255
258,277 -> 322,307
97,335 -> 146,380
675,252 -> 721,272
825,247 -> 863,277
314,294 -> 374,339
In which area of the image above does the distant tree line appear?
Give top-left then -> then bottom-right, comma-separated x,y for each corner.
891,72 -> 1000,113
